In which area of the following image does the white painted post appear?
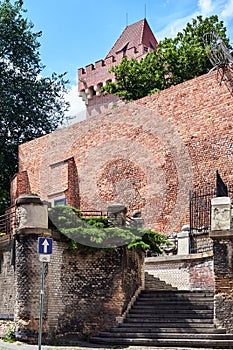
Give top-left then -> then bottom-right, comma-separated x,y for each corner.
177,225 -> 190,255
211,197 -> 232,231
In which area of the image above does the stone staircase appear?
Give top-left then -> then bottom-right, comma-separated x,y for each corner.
90,273 -> 233,348
144,271 -> 177,290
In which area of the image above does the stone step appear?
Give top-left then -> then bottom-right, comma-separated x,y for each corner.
145,286 -> 176,290
136,297 -> 214,305
127,312 -> 214,319
140,289 -> 214,299
90,275 -> 225,348
90,336 -> 233,348
138,295 -> 214,300
144,272 -> 177,290
133,303 -> 213,310
145,282 -> 176,288
109,326 -> 226,334
119,321 -> 216,328
124,319 -> 214,325
135,298 -> 214,304
142,288 -> 214,293
97,332 -> 232,340
130,307 -> 213,314
138,296 -> 214,301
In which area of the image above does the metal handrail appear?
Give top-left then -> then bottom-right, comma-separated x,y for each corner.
0,207 -> 16,240
79,210 -> 106,217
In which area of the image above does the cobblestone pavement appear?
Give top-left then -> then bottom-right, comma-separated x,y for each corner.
0,340 -> 230,350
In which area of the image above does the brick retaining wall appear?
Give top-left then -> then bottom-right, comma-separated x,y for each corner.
145,252 -> 214,291
210,232 -> 233,333
13,232 -> 144,343
0,240 -> 15,321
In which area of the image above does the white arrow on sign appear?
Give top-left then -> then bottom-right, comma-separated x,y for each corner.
42,239 -> 49,254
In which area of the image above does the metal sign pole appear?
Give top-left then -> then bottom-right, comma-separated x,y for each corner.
37,237 -> 52,349
38,261 -> 45,350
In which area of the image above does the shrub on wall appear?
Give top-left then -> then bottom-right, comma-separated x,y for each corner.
48,206 -> 168,254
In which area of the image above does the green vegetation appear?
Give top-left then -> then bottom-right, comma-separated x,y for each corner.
3,327 -> 15,343
102,15 -> 232,101
0,0 -> 69,214
48,206 -> 168,254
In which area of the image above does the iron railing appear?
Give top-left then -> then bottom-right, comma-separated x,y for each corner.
189,187 -> 215,235
189,181 -> 233,253
78,210 -> 106,217
0,207 -> 16,241
189,187 -> 214,254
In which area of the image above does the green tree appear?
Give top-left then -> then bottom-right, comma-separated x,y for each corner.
103,15 -> 232,101
0,0 -> 69,213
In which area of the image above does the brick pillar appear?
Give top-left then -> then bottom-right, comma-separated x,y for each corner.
65,157 -> 80,208
210,197 -> 233,332
14,194 -> 51,342
210,231 -> 233,332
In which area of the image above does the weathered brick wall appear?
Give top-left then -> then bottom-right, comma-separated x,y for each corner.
211,234 -> 233,332
192,232 -> 213,253
13,232 -> 144,343
0,241 -> 15,318
0,240 -> 15,338
10,172 -> 31,205
13,71 -> 233,233
14,234 -> 41,341
47,243 -> 143,343
145,253 -> 214,291
86,94 -> 123,118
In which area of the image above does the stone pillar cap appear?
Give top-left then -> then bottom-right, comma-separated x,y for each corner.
16,194 -> 43,205
107,204 -> 127,214
181,224 -> 190,231
211,196 -> 231,205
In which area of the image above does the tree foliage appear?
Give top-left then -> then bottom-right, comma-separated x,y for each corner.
0,0 -> 69,213
48,206 -> 168,254
102,15 -> 232,101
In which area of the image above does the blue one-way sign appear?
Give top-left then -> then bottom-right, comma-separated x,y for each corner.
38,237 -> 53,255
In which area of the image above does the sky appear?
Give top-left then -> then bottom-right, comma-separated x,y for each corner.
22,0 -> 233,121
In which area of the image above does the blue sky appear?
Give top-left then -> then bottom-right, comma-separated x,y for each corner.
22,0 -> 233,119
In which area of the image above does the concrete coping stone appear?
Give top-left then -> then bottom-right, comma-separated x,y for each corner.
107,204 -> 127,213
211,196 -> 231,205
145,251 -> 213,264
16,194 -> 43,205
210,229 -> 233,239
14,228 -> 51,238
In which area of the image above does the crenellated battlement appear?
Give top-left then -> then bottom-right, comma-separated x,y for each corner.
78,19 -> 158,118
78,54 -> 122,111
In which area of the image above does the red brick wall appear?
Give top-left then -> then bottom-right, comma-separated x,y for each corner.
14,71 -> 233,233
14,234 -> 144,342
86,94 -> 123,118
10,171 -> 31,205
65,157 -> 80,208
145,254 -> 214,291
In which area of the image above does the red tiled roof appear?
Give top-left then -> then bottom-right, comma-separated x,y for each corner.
105,19 -> 158,58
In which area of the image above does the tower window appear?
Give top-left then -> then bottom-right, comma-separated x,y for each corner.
122,43 -> 129,56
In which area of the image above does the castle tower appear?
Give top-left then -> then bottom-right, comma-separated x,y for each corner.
78,19 -> 158,118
